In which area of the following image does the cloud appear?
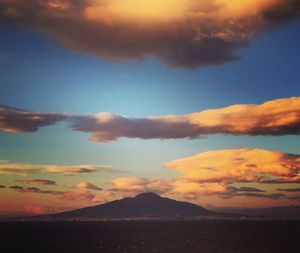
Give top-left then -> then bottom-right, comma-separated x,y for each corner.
59,191 -> 95,201
15,179 -> 57,185
0,160 -> 112,176
2,97 -> 300,142
0,106 -> 67,133
221,192 -> 286,200
0,185 -> 6,188
76,182 -> 102,191
165,148 -> 300,184
288,196 -> 300,201
278,188 -> 300,192
24,204 -> 63,215
108,177 -> 173,194
230,186 -> 266,193
11,186 -> 97,202
9,185 -> 24,190
0,0 -> 299,68
64,167 -> 101,174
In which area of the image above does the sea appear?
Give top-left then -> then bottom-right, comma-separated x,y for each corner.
1,220 -> 300,252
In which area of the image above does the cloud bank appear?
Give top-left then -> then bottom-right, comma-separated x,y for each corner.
105,148 -> 300,201
0,160 -> 112,176
1,97 -> 300,142
165,148 -> 300,184
6,148 -> 300,204
0,0 -> 299,68
12,186 -> 97,202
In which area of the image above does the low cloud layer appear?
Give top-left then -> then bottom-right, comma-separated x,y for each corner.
1,97 -> 300,142
0,160 -> 112,176
278,188 -> 300,192
11,186 -> 97,202
15,179 -> 57,185
104,148 -> 300,201
0,0 -> 299,68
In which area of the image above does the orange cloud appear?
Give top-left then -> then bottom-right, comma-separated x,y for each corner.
1,97 -> 300,141
24,204 -> 62,215
10,186 -> 98,202
165,148 -> 300,184
72,97 -> 300,142
106,148 -> 300,200
0,0 -> 299,68
76,182 -> 102,191
171,179 -> 228,195
108,177 -> 173,194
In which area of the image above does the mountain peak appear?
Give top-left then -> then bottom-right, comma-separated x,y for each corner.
134,192 -> 161,199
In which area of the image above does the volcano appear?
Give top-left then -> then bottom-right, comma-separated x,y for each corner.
52,192 -> 220,220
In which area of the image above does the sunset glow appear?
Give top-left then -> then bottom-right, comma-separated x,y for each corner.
0,0 -> 300,217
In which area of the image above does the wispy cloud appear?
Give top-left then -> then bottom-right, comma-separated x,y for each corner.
15,179 -> 57,185
0,160 -> 112,176
11,186 -> 97,202
1,97 -> 300,142
0,0 -> 299,68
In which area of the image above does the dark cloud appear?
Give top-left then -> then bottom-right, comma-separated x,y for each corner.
65,167 -> 100,174
27,187 -> 41,191
15,179 -> 57,185
222,192 -> 286,200
0,106 -> 67,133
12,186 -> 96,202
0,0 -> 299,68
278,188 -> 300,192
9,185 -> 24,190
288,196 -> 300,201
233,187 -> 266,193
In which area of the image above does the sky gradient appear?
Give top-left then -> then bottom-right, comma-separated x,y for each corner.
0,0 -> 300,216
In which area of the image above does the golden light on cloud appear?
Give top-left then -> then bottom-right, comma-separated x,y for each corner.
84,0 -> 287,24
0,0 -> 298,67
1,97 -> 300,141
0,161 -> 111,176
85,0 -> 190,24
165,148 -> 300,183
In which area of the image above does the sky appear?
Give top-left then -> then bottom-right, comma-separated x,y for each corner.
0,0 -> 300,216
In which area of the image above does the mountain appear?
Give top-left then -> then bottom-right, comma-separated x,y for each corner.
52,192 -> 220,220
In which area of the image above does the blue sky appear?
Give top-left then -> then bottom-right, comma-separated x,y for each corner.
1,22 -> 300,175
0,0 -> 300,213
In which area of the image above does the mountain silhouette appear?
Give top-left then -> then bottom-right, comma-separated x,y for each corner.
53,192 -> 219,219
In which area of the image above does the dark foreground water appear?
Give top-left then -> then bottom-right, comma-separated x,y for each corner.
1,221 -> 300,253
